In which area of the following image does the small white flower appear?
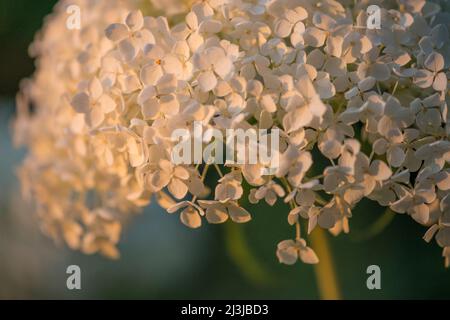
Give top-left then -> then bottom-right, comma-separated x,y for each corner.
105,10 -> 155,62
71,77 -> 116,128
276,238 -> 319,265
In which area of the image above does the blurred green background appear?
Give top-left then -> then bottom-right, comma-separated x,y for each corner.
0,0 -> 449,300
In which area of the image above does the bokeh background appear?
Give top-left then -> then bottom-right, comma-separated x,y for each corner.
0,0 -> 449,300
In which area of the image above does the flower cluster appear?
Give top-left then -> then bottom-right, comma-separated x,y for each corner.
15,0 -> 450,266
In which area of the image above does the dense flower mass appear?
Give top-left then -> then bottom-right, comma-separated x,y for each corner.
15,0 -> 450,266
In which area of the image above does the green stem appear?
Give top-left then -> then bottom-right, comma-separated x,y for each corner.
350,208 -> 395,242
224,222 -> 271,285
309,228 -> 341,300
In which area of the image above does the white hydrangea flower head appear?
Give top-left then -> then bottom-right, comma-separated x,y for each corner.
14,0 -> 450,267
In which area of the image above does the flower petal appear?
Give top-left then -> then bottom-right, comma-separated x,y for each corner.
71,92 -> 90,113
227,203 -> 252,223
105,23 -> 128,42
197,71 -> 217,92
180,207 -> 202,229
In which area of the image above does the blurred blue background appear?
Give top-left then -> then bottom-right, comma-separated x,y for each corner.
0,0 -> 449,299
